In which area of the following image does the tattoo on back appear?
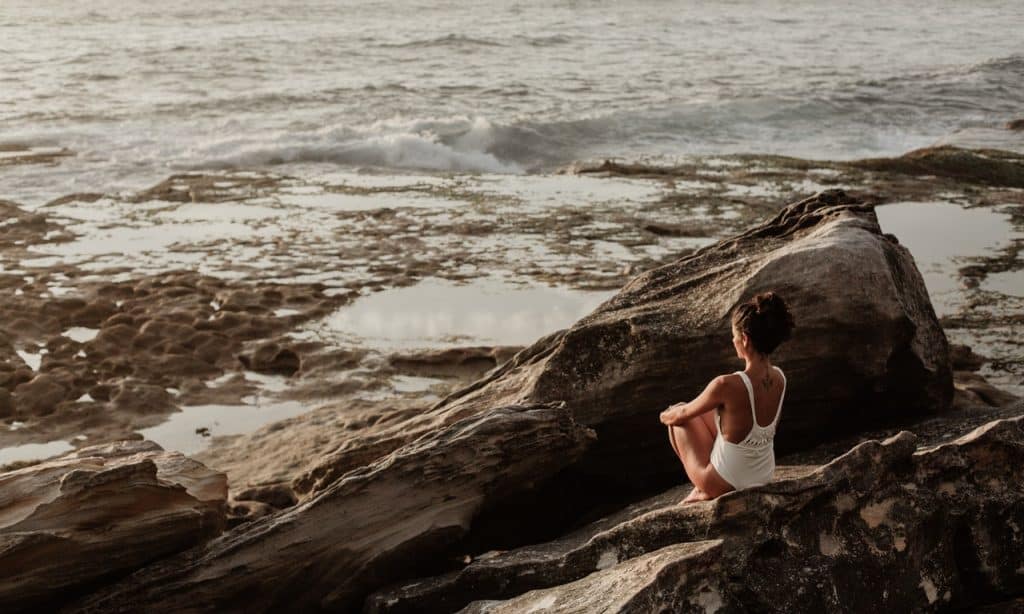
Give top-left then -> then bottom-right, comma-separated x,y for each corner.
761,373 -> 773,391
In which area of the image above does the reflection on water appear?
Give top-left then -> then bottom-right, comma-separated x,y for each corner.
875,202 -> 1021,316
62,327 -> 99,343
311,277 -> 614,349
0,440 -> 74,466
139,399 -> 309,456
15,349 -> 44,371
391,374 -> 445,393
985,270 -> 1024,297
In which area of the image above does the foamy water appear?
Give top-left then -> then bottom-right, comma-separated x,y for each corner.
2,0 -> 1024,204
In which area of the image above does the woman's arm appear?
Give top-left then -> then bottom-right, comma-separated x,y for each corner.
659,376 -> 727,426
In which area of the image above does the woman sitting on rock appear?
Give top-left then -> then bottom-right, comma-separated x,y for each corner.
660,292 -> 795,503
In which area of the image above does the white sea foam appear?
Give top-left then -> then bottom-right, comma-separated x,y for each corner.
187,116 -> 523,174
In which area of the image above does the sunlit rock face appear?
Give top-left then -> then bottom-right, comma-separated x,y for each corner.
0,440 -> 226,612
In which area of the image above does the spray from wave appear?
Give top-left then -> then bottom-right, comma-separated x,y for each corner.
187,116 -> 526,174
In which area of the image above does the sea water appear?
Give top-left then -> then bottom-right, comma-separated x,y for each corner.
2,0 -> 1023,204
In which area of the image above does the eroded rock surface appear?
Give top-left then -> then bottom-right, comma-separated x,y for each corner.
0,265 -> 346,451
370,411 -> 1024,613
72,404 -> 594,613
298,190 -> 952,495
366,465 -> 815,614
459,540 -> 727,614
0,440 -> 226,612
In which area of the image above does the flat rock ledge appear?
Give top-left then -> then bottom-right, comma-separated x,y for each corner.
0,440 -> 227,612
369,410 -> 1024,613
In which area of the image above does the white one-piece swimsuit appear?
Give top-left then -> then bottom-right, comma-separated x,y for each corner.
709,366 -> 786,490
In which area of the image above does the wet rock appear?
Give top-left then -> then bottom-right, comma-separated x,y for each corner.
131,173 -> 280,204
45,192 -> 105,207
640,221 -> 713,238
847,145 -> 1024,188
954,371 -> 1020,408
0,200 -> 61,245
297,190 -> 951,495
372,413 -> 1024,613
388,346 -> 523,378
0,440 -> 226,613
13,373 -> 68,415
2,368 -> 34,392
0,388 -> 13,418
109,382 -> 175,415
73,404 -> 594,613
950,342 -> 986,371
0,145 -> 72,168
237,342 -> 301,376
0,250 -> 346,448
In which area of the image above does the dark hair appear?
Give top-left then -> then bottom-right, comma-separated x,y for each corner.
731,292 -> 795,355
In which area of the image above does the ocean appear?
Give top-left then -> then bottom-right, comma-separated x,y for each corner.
2,0 -> 1024,204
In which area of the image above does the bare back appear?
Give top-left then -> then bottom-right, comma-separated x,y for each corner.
716,367 -> 785,444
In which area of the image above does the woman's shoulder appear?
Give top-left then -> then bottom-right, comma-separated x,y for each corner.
709,372 -> 745,396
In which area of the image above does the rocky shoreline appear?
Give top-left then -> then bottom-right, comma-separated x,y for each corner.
1,145 -> 1023,611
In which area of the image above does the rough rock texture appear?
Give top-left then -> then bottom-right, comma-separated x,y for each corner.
459,541 -> 727,614
297,190 -> 952,495
0,265 -> 348,450
365,466 -> 816,614
0,440 -> 226,612
371,412 -> 1024,613
73,404 -> 595,613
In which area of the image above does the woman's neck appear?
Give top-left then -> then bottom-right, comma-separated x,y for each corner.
743,352 -> 772,372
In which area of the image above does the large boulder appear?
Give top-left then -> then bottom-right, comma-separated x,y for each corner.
297,190 -> 952,494
0,440 -> 226,612
370,410 -> 1024,613
72,404 -> 594,613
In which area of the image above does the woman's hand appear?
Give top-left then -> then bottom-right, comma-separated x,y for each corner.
660,404 -> 683,425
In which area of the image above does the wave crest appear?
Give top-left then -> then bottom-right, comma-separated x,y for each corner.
188,116 -> 525,174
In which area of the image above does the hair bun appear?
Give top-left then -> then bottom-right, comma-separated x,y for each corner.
732,291 -> 796,355
754,292 -> 779,313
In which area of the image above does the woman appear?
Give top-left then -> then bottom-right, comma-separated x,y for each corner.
660,292 -> 795,504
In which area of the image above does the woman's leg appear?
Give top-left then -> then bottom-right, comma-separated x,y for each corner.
667,419 -> 713,486
698,411 -> 717,439
668,413 -> 715,460
667,418 -> 733,500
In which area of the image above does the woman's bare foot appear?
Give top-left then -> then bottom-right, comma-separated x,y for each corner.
681,487 -> 710,504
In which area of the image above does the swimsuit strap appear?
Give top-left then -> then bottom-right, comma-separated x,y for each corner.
735,371 -> 758,424
772,365 -> 787,425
